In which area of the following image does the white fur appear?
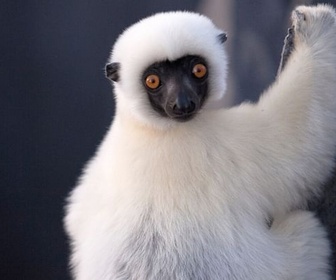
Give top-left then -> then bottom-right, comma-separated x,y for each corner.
65,5 -> 336,280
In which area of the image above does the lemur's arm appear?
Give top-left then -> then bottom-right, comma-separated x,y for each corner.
226,6 -> 336,215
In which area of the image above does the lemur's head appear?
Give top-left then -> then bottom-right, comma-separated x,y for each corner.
106,11 -> 228,129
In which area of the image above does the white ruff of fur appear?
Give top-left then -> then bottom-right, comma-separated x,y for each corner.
65,5 -> 336,280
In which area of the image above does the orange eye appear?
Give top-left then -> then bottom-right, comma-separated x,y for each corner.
145,74 -> 160,89
192,63 -> 207,79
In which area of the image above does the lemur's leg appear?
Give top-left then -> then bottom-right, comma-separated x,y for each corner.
271,211 -> 331,280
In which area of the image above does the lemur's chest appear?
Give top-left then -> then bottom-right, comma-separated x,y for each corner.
80,126 -> 272,279
83,198 -> 268,280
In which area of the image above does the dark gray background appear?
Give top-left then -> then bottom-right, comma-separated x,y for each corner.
1,1 -> 335,279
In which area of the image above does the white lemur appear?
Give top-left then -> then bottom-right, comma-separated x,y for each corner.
65,5 -> 336,280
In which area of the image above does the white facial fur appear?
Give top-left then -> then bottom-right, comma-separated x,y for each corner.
109,11 -> 227,129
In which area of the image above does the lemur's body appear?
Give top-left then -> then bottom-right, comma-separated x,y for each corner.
65,5 -> 336,279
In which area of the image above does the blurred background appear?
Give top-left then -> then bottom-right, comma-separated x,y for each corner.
1,0 -> 336,279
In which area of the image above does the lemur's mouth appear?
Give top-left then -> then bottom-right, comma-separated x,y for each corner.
170,112 -> 197,122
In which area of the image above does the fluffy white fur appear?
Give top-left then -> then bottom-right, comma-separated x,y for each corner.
65,5 -> 336,280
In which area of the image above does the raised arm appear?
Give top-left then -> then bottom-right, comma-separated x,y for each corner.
226,5 -> 336,216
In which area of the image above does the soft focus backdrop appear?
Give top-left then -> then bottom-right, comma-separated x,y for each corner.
1,1 -> 335,279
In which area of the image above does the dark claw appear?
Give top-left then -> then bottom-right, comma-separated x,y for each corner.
277,26 -> 295,75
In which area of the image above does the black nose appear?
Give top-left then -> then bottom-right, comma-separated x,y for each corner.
172,95 -> 196,115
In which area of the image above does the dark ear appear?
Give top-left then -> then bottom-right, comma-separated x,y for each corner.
217,33 -> 227,44
105,62 -> 120,82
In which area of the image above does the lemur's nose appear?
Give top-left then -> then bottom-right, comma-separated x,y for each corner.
172,94 -> 196,115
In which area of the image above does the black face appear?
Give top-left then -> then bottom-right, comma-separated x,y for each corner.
142,55 -> 209,122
